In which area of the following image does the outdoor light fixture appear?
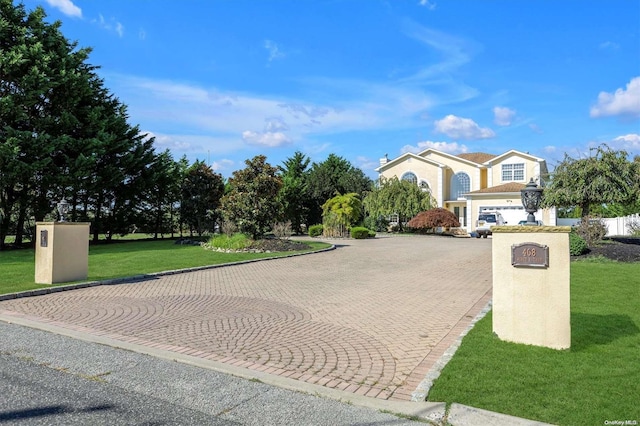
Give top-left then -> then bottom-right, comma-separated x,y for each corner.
56,198 -> 70,222
520,179 -> 543,224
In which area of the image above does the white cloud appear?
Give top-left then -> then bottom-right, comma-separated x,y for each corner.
599,41 -> 620,50
434,115 -> 495,140
211,159 -> 235,173
354,156 -> 380,173
242,130 -> 292,147
242,117 -> 293,147
264,40 -> 285,63
44,0 -> 82,18
115,22 -> 124,38
401,140 -> 468,154
612,133 -> 640,150
418,0 -> 437,10
139,29 -> 147,40
400,22 -> 481,86
529,123 -> 543,134
590,76 -> 640,118
94,14 -> 125,37
105,73 -> 439,146
264,117 -> 289,132
543,145 -> 557,154
493,106 -> 516,126
143,131 -> 240,155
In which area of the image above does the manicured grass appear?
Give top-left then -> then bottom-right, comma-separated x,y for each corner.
0,239 -> 330,295
428,259 -> 640,426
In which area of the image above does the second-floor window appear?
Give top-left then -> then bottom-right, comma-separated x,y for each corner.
502,163 -> 525,181
451,172 -> 470,199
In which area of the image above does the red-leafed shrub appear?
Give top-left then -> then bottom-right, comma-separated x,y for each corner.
407,208 -> 460,231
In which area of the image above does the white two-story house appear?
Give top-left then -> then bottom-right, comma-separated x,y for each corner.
375,148 -> 556,232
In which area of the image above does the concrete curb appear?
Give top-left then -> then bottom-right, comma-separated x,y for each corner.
0,312 -> 446,424
448,403 -> 552,425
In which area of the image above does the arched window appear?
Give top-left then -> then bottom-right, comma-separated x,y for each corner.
419,180 -> 430,192
401,172 -> 417,185
450,172 -> 470,199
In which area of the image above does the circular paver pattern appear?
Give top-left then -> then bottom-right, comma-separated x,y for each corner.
0,235 -> 492,400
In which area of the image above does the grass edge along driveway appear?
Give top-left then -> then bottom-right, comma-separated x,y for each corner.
428,259 -> 640,426
0,239 -> 331,295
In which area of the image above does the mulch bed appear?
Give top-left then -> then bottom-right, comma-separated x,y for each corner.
577,237 -> 640,262
248,238 -> 309,252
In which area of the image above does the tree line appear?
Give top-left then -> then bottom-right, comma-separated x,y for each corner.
3,1 -> 638,250
0,1 -> 377,249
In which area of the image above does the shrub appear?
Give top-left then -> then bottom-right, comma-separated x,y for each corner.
407,208 -> 460,232
569,232 -> 588,256
576,216 -> 607,246
363,215 -> 389,232
207,233 -> 251,250
627,218 -> 640,237
272,221 -> 292,239
308,224 -> 324,237
221,221 -> 237,236
350,226 -> 374,239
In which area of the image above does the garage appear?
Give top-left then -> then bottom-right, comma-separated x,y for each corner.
479,205 -> 528,226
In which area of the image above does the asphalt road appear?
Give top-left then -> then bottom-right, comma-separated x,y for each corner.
0,321 -> 431,425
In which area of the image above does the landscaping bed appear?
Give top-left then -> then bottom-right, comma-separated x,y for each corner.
577,237 -> 640,262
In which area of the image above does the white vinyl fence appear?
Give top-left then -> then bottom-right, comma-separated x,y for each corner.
557,214 -> 640,236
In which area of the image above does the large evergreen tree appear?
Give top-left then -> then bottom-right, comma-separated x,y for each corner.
278,151 -> 310,234
306,154 -> 372,225
0,0 -> 164,248
180,160 -> 225,237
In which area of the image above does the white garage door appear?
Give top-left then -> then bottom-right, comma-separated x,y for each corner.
479,205 -> 527,226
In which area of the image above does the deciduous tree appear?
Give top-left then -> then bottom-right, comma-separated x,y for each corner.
407,208 -> 460,231
221,155 -> 282,239
363,176 -> 436,231
542,145 -> 639,218
322,193 -> 362,237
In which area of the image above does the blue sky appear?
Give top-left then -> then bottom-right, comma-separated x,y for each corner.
26,0 -> 640,178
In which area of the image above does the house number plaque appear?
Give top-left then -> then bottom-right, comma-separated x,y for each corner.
511,242 -> 548,268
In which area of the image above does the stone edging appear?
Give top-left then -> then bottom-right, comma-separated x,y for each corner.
411,300 -> 493,401
0,243 -> 336,302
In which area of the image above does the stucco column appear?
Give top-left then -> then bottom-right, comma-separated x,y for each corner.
35,222 -> 90,284
491,226 -> 571,350
437,165 -> 444,207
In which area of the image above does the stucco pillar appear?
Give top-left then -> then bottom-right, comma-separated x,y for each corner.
491,226 -> 571,350
35,222 -> 90,284
437,165 -> 444,207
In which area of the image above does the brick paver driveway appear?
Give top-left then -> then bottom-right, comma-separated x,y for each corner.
0,235 -> 492,401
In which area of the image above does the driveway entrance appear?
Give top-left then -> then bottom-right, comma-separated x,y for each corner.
0,235 -> 492,401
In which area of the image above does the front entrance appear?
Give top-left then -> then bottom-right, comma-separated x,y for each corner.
453,206 -> 467,227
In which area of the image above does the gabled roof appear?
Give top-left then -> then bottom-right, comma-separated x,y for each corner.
482,150 -> 544,165
375,152 -> 443,172
466,182 -> 526,194
416,148 -> 487,168
457,152 -> 497,164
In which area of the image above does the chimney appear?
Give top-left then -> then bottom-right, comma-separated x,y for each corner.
379,153 -> 389,166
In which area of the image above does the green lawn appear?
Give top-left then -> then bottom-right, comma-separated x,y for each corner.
428,259 -> 640,426
0,239 -> 330,295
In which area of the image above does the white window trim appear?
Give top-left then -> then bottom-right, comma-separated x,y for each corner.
501,162 -> 526,182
